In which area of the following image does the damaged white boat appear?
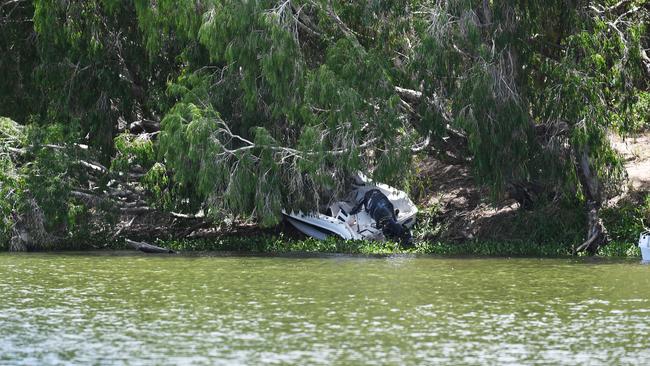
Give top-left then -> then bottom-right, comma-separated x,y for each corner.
283,174 -> 417,241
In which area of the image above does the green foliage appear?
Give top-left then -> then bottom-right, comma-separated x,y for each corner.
142,162 -> 173,210
1,0 -> 648,250
412,240 -> 571,257
411,0 -> 646,201
601,194 -> 650,257
134,0 -> 203,56
628,92 -> 650,132
152,234 -> 573,257
0,2 -> 38,122
158,235 -> 401,255
0,119 -> 26,249
0,157 -> 18,249
0,117 -> 106,248
154,1 -> 418,224
412,204 -> 446,240
21,124 -> 83,233
111,133 -> 156,173
32,0 -> 179,160
158,103 -> 224,215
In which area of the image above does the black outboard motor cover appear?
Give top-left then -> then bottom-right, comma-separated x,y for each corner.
352,189 -> 413,246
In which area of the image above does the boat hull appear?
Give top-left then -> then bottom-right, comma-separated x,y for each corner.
283,213 -> 358,240
283,173 -> 417,241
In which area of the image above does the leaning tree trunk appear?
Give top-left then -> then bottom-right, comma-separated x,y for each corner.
574,147 -> 608,255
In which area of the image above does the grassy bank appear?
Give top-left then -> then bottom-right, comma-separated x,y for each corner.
599,193 -> 649,257
104,235 -> 622,258
143,236 -> 575,257
151,191 -> 649,258
5,234 -> 642,258
4,193 -> 647,258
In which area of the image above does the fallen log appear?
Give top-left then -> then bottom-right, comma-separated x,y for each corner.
126,239 -> 175,254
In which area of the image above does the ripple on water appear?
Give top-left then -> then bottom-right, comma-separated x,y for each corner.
1,254 -> 650,365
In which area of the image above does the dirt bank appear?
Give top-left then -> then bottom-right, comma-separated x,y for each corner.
411,132 -> 650,244
610,133 -> 650,192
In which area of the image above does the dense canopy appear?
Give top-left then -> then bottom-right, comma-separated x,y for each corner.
1,0 -> 648,251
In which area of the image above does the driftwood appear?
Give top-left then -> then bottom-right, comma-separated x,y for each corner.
126,239 -> 175,254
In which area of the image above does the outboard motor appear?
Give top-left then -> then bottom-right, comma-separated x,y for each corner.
382,220 -> 413,247
352,189 -> 414,246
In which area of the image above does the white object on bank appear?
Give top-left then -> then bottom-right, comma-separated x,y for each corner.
640,230 -> 650,262
282,173 -> 417,241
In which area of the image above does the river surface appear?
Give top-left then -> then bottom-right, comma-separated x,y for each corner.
1,253 -> 650,365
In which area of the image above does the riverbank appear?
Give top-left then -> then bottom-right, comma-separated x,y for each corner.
162,237 -> 641,258
91,133 -> 649,258
59,232 -> 638,258
3,170 -> 647,258
2,130 -> 647,257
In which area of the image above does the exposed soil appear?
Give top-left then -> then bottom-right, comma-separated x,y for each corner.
411,132 -> 650,243
411,158 -> 519,242
610,133 -> 650,191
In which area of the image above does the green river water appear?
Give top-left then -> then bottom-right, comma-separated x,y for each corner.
1,252 -> 650,365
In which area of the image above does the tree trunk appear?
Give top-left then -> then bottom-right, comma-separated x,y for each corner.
574,147 -> 609,254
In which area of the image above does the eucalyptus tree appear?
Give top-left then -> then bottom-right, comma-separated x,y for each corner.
409,0 -> 648,251
31,0 -> 182,158
0,0 -> 38,122
151,0 -> 423,226
149,0 -> 647,251
0,0 -> 647,252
